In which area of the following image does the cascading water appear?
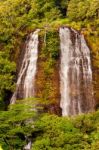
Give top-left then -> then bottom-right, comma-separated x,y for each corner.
59,27 -> 94,116
11,27 -> 94,115
10,29 -> 40,104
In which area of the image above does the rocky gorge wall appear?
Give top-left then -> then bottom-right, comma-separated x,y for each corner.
12,27 -> 98,115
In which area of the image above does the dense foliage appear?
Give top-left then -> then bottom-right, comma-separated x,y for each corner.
0,103 -> 99,150
33,111 -> 99,150
0,0 -> 99,149
0,99 -> 39,149
68,0 -> 99,21
0,0 -> 99,106
0,51 -> 15,109
36,30 -> 60,111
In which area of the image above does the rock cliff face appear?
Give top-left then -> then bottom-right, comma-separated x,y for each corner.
11,27 -> 95,116
35,30 -> 61,115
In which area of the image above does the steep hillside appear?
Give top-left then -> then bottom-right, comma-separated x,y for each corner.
0,0 -> 99,108
0,0 -> 99,149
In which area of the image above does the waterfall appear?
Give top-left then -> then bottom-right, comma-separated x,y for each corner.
10,29 -> 40,104
24,141 -> 32,150
10,27 -> 94,115
59,27 -> 94,116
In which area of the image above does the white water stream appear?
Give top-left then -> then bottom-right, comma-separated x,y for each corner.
59,27 -> 94,116
10,29 -> 40,104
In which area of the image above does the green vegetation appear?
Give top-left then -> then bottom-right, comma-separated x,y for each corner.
67,0 -> 99,21
0,103 -> 99,150
32,111 -> 99,150
36,30 -> 60,108
0,0 -> 99,149
0,99 -> 40,149
0,51 -> 15,109
0,0 -> 99,106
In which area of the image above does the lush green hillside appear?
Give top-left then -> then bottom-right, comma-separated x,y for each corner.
0,0 -> 99,149
0,0 -> 99,107
0,101 -> 99,149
